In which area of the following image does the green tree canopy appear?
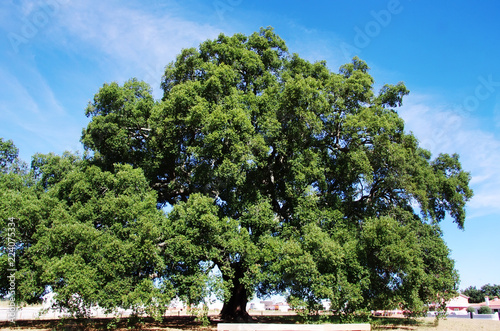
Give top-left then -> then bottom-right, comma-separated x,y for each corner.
0,137 -> 27,174
3,27 -> 472,321
0,138 -> 18,172
0,149 -> 171,317
81,27 -> 473,319
462,284 -> 500,304
481,284 -> 500,299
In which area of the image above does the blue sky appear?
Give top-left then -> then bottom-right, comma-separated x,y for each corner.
1,0 -> 499,291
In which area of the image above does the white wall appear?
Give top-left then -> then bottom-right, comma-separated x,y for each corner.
472,312 -> 499,320
444,311 -> 499,320
0,306 -> 127,321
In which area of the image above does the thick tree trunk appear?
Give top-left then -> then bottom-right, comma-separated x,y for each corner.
220,265 -> 252,321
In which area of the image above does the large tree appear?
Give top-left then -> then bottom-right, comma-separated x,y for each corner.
82,27 -> 472,320
463,284 -> 500,303
0,148 -> 170,317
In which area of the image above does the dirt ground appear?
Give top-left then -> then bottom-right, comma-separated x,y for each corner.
373,317 -> 500,331
399,317 -> 500,331
0,316 -> 499,331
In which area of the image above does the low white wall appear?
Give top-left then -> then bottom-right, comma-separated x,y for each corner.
446,313 -> 499,321
0,307 -> 72,321
435,311 -> 499,320
0,306 -> 128,321
447,313 -> 470,319
218,323 -> 371,331
472,312 -> 499,320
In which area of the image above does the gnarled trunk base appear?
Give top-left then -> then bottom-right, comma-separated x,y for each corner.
220,293 -> 251,321
220,266 -> 254,321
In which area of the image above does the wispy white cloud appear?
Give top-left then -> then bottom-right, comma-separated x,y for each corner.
494,96 -> 500,129
0,68 -> 40,115
45,0 -> 220,94
1,0 -> 222,160
399,93 -> 500,219
0,65 -> 81,160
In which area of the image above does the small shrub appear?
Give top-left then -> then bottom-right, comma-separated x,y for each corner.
195,304 -> 210,327
478,306 -> 492,314
127,314 -> 145,329
466,306 -> 475,313
107,317 -> 119,330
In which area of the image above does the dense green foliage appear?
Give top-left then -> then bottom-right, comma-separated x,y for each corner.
462,284 -> 500,303
0,138 -> 27,174
1,28 -> 472,320
81,28 -> 472,319
0,138 -> 18,172
478,306 -> 492,314
481,284 -> 500,299
0,152 -> 171,317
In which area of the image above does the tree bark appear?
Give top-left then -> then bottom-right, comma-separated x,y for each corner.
220,264 -> 252,321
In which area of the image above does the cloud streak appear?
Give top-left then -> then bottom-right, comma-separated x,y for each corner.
0,65 -> 81,160
400,93 -> 500,219
47,0 -> 221,93
1,0 -> 222,160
